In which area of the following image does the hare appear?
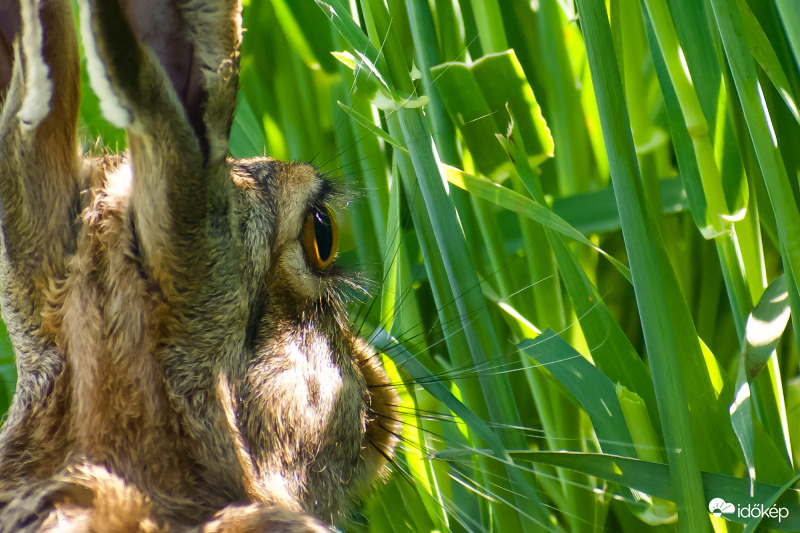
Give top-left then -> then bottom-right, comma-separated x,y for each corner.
0,0 -> 400,530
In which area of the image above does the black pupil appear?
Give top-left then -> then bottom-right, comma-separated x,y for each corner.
314,210 -> 333,261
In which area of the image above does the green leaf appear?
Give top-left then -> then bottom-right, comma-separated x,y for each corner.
741,274 -> 791,379
552,178 -> 689,234
315,0 -> 393,94
743,472 -> 800,532
442,165 -> 632,282
386,108 -> 553,531
336,101 -> 406,152
371,328 -> 556,530
230,93 -> 265,158
519,331 -> 634,457
499,451 -> 798,532
431,51 -> 553,180
738,0 -> 800,125
271,0 -> 338,72
709,0 -> 800,352
730,274 -> 793,492
775,0 -> 800,65
576,0 -> 728,527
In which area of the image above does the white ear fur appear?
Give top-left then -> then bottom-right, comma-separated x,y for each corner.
18,0 -> 52,131
78,0 -> 132,128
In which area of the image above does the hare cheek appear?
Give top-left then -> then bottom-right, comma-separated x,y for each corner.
264,335 -> 364,456
278,338 -> 342,422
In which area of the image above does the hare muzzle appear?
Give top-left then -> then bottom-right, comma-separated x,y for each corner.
0,0 -> 399,530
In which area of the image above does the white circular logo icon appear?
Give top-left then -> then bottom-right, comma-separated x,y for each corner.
708,498 -> 736,517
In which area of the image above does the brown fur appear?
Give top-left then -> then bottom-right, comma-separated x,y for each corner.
0,1 -> 400,530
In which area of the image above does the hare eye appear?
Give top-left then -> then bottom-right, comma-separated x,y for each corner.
302,205 -> 338,269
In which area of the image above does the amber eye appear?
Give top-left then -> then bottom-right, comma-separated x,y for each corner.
302,205 -> 338,269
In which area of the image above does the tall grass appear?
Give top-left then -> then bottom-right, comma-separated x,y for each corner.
1,0 -> 799,531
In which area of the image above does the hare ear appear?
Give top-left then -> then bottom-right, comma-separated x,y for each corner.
172,0 -> 242,161
0,0 -> 81,337
79,0 -> 241,162
0,0 -> 81,482
79,0 -> 243,297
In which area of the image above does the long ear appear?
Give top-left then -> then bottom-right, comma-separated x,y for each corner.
0,0 -> 81,350
80,0 -> 241,161
76,0 -> 252,498
78,0 -> 242,297
0,0 -> 81,483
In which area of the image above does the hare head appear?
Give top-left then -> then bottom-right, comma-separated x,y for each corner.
0,0 -> 399,530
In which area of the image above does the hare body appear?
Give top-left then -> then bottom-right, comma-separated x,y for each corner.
0,1 -> 398,530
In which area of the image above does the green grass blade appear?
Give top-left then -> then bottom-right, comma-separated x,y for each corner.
393,107 -> 551,530
552,178 -> 689,234
442,165 -> 632,282
574,0 -> 717,528
315,0 -> 393,93
500,451 -> 800,532
737,0 -> 800,125
775,0 -> 800,65
707,0 -> 800,354
230,93 -> 266,158
519,331 -> 634,456
730,274 -> 793,492
742,472 -> 800,533
537,0 -> 596,195
372,328 -> 557,530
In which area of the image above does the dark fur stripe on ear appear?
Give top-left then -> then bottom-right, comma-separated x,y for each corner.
180,0 -> 242,163
0,1 -> 20,96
